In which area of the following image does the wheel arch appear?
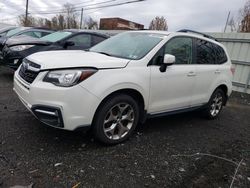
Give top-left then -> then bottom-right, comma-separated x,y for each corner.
92,88 -> 147,125
213,84 -> 229,105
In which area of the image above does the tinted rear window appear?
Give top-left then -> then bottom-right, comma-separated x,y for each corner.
196,39 -> 216,64
213,44 -> 228,64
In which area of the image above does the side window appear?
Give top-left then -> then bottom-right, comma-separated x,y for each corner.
68,34 -> 91,48
33,31 -> 42,38
196,39 -> 216,64
92,35 -> 106,45
164,37 -> 193,64
19,31 -> 45,38
150,47 -> 164,65
213,44 -> 227,64
19,31 -> 35,37
41,32 -> 50,37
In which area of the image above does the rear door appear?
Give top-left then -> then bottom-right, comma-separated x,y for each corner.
148,36 -> 197,114
191,38 -> 220,106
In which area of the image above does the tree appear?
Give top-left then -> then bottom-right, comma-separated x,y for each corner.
63,3 -> 79,29
85,17 -> 98,29
18,15 -> 37,27
58,14 -> 66,29
239,0 -> 250,32
17,3 -> 99,30
149,16 -> 168,31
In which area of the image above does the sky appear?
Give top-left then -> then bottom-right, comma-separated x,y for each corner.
0,0 -> 248,32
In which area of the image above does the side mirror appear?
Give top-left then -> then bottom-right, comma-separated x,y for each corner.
159,54 -> 175,72
63,41 -> 75,48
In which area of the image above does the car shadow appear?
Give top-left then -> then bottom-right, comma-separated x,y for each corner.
26,110 -> 203,150
0,66 -> 14,82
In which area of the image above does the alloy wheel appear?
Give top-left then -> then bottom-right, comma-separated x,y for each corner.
210,92 -> 223,117
103,103 -> 135,140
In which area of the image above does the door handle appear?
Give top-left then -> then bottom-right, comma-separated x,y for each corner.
187,71 -> 196,77
215,70 -> 221,74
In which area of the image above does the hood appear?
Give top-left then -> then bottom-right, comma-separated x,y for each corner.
6,35 -> 51,46
27,50 -> 130,70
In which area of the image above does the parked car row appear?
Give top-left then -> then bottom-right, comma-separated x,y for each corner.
0,26 -> 111,69
12,29 -> 233,144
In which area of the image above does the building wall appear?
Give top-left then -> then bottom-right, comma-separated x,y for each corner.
100,18 -> 144,30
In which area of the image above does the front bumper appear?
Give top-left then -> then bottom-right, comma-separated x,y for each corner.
1,47 -> 23,69
13,69 -> 101,130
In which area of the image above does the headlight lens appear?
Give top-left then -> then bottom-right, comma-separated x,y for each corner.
43,69 -> 97,87
9,45 -> 34,51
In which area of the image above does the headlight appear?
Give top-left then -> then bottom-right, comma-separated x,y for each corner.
43,69 -> 97,87
9,45 -> 34,51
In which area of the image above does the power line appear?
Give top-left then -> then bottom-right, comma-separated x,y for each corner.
30,0 -> 146,15
28,0 -> 93,9
0,0 -> 114,18
0,16 -> 20,21
30,0 -> 117,14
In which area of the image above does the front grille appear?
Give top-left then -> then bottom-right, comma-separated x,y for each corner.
18,59 -> 41,84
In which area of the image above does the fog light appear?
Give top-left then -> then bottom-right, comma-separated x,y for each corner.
13,59 -> 19,64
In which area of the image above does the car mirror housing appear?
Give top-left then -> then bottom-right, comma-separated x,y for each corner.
164,54 -> 175,65
63,41 -> 75,48
160,54 -> 175,72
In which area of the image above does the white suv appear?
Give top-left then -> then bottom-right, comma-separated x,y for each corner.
13,30 -> 233,144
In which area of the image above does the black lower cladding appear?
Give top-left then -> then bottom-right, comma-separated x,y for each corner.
31,105 -> 64,128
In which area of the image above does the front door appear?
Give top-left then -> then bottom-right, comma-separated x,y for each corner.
148,37 -> 196,114
66,34 -> 92,50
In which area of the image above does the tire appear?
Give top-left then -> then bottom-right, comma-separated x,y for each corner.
202,88 -> 226,119
92,94 -> 139,144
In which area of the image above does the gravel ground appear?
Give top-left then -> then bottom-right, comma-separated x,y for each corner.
0,67 -> 250,188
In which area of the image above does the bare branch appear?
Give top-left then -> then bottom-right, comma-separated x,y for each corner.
149,16 -> 168,31
229,159 -> 244,188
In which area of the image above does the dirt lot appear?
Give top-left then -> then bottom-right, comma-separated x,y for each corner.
0,67 -> 250,188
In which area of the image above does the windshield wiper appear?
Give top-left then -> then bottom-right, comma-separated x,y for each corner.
95,51 -> 112,56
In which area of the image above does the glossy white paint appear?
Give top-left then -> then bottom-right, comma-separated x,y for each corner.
13,30 -> 233,131
27,50 -> 130,69
149,65 -> 197,113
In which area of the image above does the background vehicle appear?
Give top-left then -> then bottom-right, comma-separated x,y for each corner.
0,26 -> 17,37
13,30 -> 233,144
1,29 -> 109,69
0,27 -> 54,52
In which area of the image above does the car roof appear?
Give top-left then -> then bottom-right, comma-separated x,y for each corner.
62,29 -> 110,38
126,30 -> 171,36
0,26 -> 17,33
126,30 -> 223,46
22,27 -> 54,31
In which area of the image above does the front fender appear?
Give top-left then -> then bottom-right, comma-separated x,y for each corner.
80,67 -> 150,109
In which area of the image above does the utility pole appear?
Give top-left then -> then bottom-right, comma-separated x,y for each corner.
80,8 -> 83,29
25,0 -> 29,26
224,11 -> 231,33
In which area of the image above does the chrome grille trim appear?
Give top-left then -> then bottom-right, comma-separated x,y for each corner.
18,59 -> 41,84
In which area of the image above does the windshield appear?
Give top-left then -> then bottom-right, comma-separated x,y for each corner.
6,27 -> 25,37
0,27 -> 15,36
40,31 -> 72,42
90,32 -> 164,60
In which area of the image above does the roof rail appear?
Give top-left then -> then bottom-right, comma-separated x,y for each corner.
178,29 -> 217,41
